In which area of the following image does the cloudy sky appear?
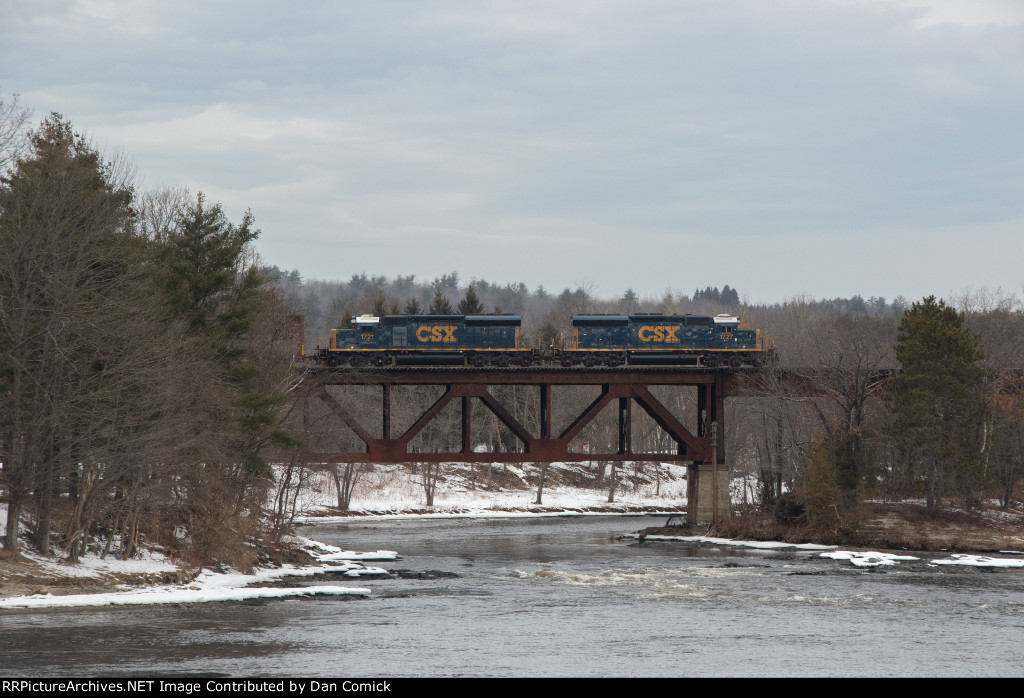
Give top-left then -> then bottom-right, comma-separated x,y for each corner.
2,0 -> 1022,303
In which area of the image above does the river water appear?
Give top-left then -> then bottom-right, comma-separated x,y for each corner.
3,515 -> 1024,677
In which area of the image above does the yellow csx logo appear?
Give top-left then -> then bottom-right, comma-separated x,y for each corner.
415,325 -> 458,343
638,325 -> 680,343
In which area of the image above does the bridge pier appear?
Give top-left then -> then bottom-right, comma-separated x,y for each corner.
687,462 -> 731,526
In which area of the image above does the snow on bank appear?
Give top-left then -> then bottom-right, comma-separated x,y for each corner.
0,539 -> 392,611
293,461 -> 689,519
629,537 -> 1024,570
3,542 -> 182,580
929,554 -> 1024,568
297,508 -> 678,525
300,537 -> 398,562
624,533 -> 837,551
820,550 -> 1024,568
0,583 -> 371,609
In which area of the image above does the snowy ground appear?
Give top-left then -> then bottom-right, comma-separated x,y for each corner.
0,536 -> 392,610
293,460 -> 691,519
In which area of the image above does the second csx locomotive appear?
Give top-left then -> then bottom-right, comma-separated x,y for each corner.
320,312 -> 771,368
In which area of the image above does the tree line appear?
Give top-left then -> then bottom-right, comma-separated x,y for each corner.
286,268 -> 1022,519
277,267 -> 914,355
0,103 -> 298,567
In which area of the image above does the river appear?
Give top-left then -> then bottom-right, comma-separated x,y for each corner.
3,515 -> 1024,677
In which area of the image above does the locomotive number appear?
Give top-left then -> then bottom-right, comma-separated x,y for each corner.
719,332 -> 733,340
638,325 -> 680,343
415,325 -> 458,343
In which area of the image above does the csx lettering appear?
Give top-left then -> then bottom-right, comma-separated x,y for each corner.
638,325 -> 680,343
415,326 -> 458,343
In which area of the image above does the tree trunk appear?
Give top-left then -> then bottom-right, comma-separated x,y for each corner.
4,500 -> 22,555
534,463 -> 548,505
32,452 -> 54,555
422,462 -> 441,507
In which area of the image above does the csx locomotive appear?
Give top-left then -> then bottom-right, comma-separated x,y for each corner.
319,313 -> 771,368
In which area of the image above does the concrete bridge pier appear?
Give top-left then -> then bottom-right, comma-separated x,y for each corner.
687,462 -> 731,526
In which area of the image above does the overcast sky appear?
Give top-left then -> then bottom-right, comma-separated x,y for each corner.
2,0 -> 1022,304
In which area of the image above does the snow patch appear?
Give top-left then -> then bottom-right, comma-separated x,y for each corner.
820,551 -> 920,567
627,534 -> 837,551
929,554 -> 1024,568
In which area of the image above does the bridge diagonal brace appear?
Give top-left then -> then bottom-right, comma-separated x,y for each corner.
630,384 -> 706,460
558,386 -> 613,442
399,386 -> 456,445
316,386 -> 375,447
474,388 -> 535,447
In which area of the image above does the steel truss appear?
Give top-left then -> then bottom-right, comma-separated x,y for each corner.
306,367 -> 729,466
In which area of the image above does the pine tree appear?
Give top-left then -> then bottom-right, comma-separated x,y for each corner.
372,291 -> 389,318
457,284 -> 485,315
155,193 -> 297,565
429,286 -> 454,314
885,296 -> 988,508
622,288 -> 639,313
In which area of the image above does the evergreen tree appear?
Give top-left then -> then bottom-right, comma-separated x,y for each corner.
622,288 -> 639,313
457,284 -> 485,315
885,296 -> 988,508
158,194 -> 263,341
371,291 -> 389,318
429,286 -> 454,314
155,193 -> 297,563
404,297 -> 422,315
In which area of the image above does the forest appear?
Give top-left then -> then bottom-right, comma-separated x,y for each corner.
277,267 -> 1024,527
2,99 -> 1022,570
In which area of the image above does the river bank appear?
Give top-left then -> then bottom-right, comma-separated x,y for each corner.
2,461 -> 1023,604
704,501 -> 1024,553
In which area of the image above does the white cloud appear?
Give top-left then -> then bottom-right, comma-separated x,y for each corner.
98,104 -> 343,150
829,0 -> 1024,28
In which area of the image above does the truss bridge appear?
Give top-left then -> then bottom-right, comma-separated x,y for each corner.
298,364 -> 770,524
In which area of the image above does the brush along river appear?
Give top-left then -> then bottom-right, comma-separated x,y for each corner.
3,515 -> 1024,677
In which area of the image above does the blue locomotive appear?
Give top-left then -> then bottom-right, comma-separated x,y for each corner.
319,312 -> 771,368
562,313 -> 768,367
322,313 -> 533,367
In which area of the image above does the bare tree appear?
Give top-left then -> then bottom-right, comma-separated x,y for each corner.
421,462 -> 442,507
0,92 -> 30,173
0,115 -> 134,555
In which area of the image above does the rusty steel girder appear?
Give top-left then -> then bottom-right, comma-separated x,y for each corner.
303,366 -> 729,465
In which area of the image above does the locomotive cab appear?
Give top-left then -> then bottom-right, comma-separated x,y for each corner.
713,313 -> 740,340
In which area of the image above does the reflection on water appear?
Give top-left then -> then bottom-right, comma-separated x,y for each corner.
3,516 -> 1024,677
